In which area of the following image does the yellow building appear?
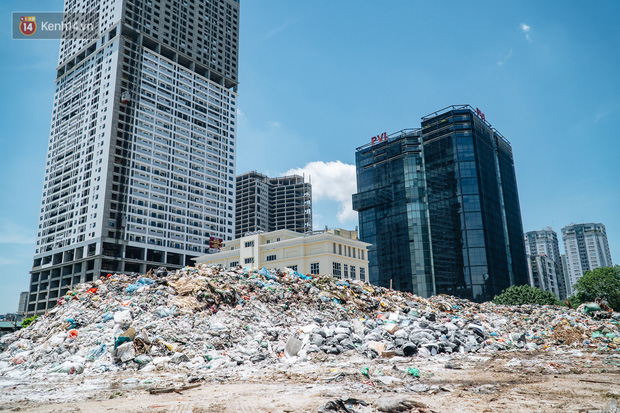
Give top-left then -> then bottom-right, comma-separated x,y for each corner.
194,229 -> 370,281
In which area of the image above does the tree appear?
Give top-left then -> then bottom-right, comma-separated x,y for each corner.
492,284 -> 561,306
573,266 -> 620,311
21,315 -> 38,328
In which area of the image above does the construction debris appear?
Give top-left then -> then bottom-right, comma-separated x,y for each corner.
0,265 -> 619,409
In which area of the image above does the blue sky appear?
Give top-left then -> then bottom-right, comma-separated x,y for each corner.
1,1 -> 619,313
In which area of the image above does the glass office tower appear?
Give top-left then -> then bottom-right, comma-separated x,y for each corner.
353,105 -> 528,302
352,130 -> 434,296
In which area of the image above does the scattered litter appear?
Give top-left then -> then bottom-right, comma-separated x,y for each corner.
407,367 -> 420,377
0,264 -> 618,406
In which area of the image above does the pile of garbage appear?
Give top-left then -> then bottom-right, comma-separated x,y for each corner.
1,265 -> 619,380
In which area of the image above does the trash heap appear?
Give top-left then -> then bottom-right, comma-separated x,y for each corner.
1,265 -> 619,380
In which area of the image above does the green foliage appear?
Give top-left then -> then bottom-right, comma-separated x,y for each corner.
493,284 -> 561,306
565,295 -> 582,309
574,266 -> 620,311
21,315 -> 39,328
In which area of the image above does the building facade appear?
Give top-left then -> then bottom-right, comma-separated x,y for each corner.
562,223 -> 613,292
17,292 -> 28,315
353,105 -> 528,302
28,0 -> 240,315
235,172 -> 312,238
195,229 -> 369,280
525,228 -> 567,299
352,129 -> 433,295
526,254 -> 561,298
561,254 -> 571,296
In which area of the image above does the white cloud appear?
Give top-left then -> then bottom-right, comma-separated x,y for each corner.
284,161 -> 358,225
497,49 -> 513,66
520,23 -> 532,42
268,121 -> 281,128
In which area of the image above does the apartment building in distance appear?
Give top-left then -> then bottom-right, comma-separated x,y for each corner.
525,228 -> 567,299
27,0 -> 240,315
526,254 -> 561,298
195,229 -> 369,280
235,172 -> 312,239
562,223 -> 612,292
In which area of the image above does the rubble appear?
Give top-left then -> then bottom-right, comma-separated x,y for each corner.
0,265 -> 619,408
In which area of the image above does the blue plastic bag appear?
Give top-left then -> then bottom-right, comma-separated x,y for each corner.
87,344 -> 107,360
258,267 -> 276,280
137,277 -> 155,285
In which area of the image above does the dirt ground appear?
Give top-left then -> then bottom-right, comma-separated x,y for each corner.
2,350 -> 619,412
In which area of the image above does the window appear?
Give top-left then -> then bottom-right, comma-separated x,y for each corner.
351,265 -> 356,279
244,241 -> 254,248
244,257 -> 254,264
333,262 -> 341,278
353,248 -> 356,259
266,254 -> 276,262
333,243 -> 336,253
343,264 -> 348,278
287,265 -> 297,271
230,261 -> 238,267
311,262 -> 319,275
348,246 -> 351,257
339,244 -> 342,255
360,267 -> 366,281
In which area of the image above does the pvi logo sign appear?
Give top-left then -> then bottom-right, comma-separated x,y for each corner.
371,132 -> 387,145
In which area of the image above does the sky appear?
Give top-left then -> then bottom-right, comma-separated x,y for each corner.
1,1 -> 619,314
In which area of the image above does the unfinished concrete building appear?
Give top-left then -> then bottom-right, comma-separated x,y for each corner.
236,172 -> 312,238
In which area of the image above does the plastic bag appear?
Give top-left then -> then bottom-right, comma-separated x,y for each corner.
114,310 -> 132,324
87,344 -> 107,360
407,367 -> 420,377
114,342 -> 136,363
50,361 -> 84,374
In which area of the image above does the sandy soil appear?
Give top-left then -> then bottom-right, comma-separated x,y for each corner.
2,350 -> 619,412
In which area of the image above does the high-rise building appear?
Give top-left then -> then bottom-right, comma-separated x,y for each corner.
561,254 -> 571,296
17,292 -> 28,315
525,228 -> 567,299
526,254 -> 561,298
352,129 -> 433,295
353,105 -> 528,302
562,223 -> 612,292
235,172 -> 312,238
27,0 -> 240,315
